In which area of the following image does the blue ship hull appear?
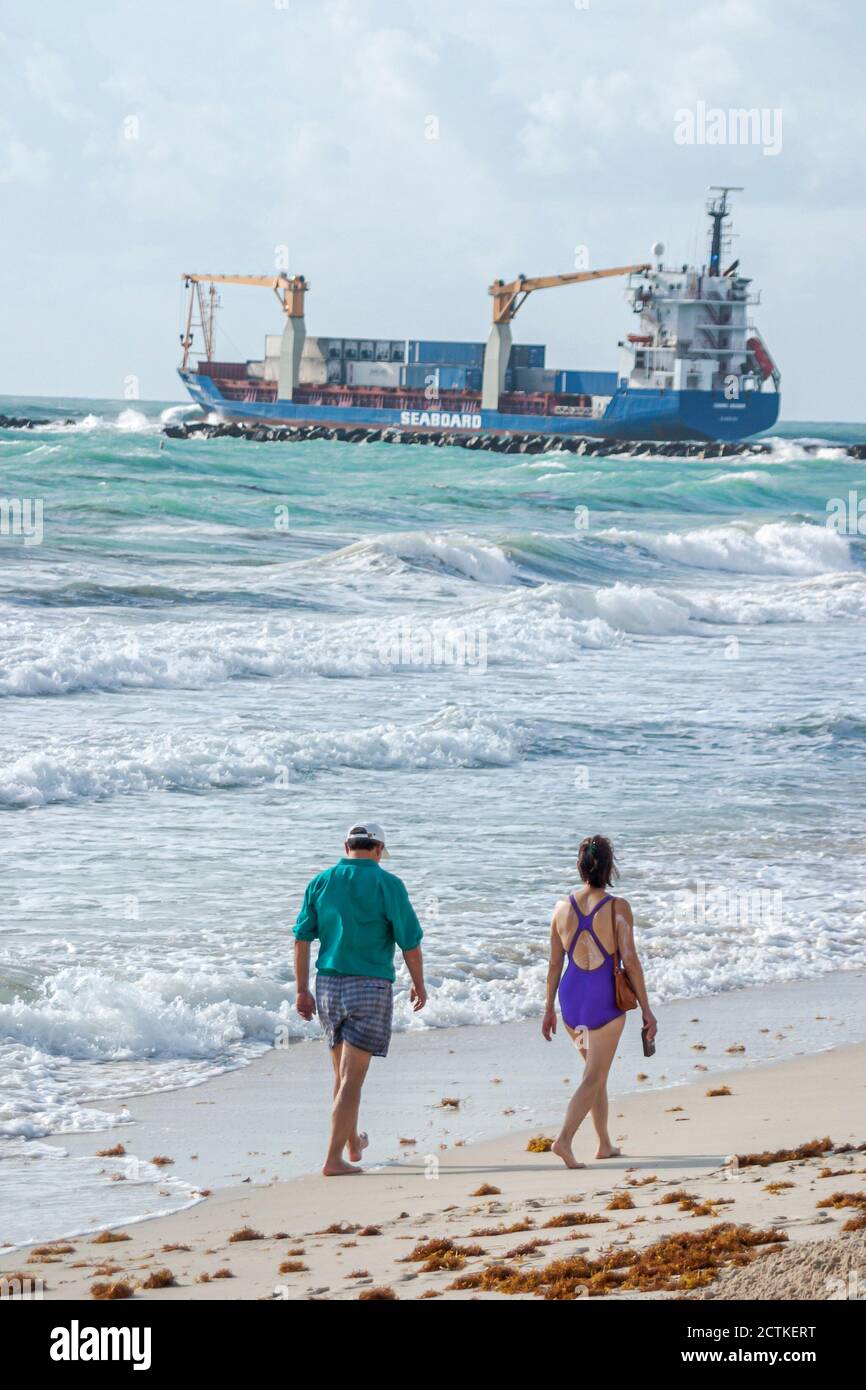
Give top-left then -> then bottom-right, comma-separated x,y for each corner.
179,370 -> 780,443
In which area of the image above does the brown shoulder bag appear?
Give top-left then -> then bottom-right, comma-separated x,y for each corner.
610,897 -> 638,1011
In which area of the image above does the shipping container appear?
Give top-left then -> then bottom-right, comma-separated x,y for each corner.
556,369 -> 618,395
403,364 -> 481,391
403,364 -> 442,390
343,339 -> 358,360
512,366 -> 558,393
407,340 -> 486,367
346,360 -> 403,387
326,359 -> 344,384
509,343 -> 546,368
439,365 -> 481,391
390,340 -> 406,362
250,358 -> 282,383
300,335 -> 329,362
359,340 -> 375,360
298,358 -> 328,386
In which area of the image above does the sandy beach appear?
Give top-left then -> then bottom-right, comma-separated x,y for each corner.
4,1035 -> 863,1302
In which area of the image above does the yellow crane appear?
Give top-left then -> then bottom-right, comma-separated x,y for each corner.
179,273 -> 308,368
488,264 -> 651,324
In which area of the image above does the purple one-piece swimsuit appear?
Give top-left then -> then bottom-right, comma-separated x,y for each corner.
558,893 -> 625,1031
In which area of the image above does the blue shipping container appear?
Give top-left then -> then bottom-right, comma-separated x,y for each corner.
439,365 -> 482,391
406,341 -> 545,370
408,340 -> 486,367
556,369 -> 618,395
403,364 -> 481,391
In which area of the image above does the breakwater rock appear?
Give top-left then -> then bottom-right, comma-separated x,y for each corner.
161,419 -> 866,459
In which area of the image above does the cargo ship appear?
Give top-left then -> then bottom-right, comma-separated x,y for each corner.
178,189 -> 780,443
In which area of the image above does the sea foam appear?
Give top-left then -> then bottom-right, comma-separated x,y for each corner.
603,521 -> 854,576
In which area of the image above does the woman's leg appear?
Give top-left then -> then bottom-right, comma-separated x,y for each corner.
575,1039 -> 621,1159
553,1014 -> 625,1169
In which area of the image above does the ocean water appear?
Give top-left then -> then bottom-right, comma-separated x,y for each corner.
1,395 -> 866,1235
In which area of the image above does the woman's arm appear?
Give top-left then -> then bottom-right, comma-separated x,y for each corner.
614,899 -> 658,1042
542,910 -> 566,1041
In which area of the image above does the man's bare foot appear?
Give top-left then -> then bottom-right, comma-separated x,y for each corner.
347,1131 -> 369,1163
551,1138 -> 586,1170
321,1158 -> 364,1177
595,1144 -> 621,1159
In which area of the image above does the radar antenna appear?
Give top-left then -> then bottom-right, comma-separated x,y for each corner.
706,186 -> 743,277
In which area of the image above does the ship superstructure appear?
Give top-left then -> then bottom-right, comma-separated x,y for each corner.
617,187 -> 780,435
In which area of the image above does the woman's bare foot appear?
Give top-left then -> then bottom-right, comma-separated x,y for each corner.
321,1158 -> 364,1177
347,1131 -> 369,1163
551,1138 -> 586,1170
595,1144 -> 621,1159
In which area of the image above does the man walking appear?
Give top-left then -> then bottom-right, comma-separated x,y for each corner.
294,821 -> 427,1175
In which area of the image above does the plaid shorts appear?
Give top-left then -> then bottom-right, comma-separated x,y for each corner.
315,975 -> 394,1058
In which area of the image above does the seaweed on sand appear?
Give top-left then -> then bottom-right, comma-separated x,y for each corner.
447,1223 -> 787,1299
526,1136 -> 554,1153
736,1137 -> 833,1168
139,1268 -> 176,1289
404,1237 -> 486,1272
90,1279 -> 133,1300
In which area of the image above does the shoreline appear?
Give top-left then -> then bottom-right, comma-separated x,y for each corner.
4,1038 -> 864,1301
3,968 -> 865,1270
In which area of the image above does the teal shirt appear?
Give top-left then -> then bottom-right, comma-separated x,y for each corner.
293,857 -> 423,981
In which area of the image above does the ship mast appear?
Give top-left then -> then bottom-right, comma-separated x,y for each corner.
180,281 -> 219,367
706,185 -> 742,276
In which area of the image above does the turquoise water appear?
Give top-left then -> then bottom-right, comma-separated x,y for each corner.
1,395 -> 866,1230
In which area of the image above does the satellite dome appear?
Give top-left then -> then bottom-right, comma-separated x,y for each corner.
652,241 -> 665,259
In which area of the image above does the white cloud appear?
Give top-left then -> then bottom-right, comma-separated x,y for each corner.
0,131 -> 51,184
23,42 -> 80,120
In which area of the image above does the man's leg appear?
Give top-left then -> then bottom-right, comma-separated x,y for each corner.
323,1041 -> 372,1176
327,1043 -> 367,1162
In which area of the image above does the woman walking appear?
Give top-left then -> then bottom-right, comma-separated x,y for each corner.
542,836 -> 657,1169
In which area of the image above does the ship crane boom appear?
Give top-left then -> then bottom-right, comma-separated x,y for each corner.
488,263 -> 651,324
179,272 -> 308,369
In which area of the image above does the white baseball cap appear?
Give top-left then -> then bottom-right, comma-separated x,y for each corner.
345,820 -> 390,858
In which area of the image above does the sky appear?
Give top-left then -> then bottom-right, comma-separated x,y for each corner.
1,0 -> 864,419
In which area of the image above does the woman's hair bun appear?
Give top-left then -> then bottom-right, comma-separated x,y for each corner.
577,835 -> 618,889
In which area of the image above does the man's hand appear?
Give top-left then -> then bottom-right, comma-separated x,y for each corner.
541,1006 -> 557,1041
296,988 -> 316,1021
410,983 -> 427,1012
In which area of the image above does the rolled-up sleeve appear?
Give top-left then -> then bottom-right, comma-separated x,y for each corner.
386,877 -> 423,951
293,879 -> 320,941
